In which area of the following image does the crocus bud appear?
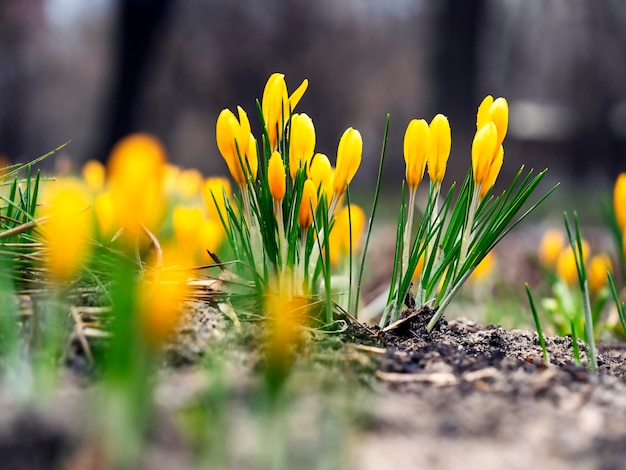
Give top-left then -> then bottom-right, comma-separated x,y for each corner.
216,106 -> 253,186
298,179 -> 318,230
309,153 -> 334,203
427,114 -> 451,185
333,128 -> 362,196
268,151 -> 286,202
404,119 -> 430,190
588,254 -> 612,295
262,73 -> 308,150
471,122 -> 498,189
289,113 -> 316,179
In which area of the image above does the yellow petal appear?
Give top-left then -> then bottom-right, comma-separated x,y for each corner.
476,95 -> 494,130
614,173 -> 626,231
298,179 -> 318,230
289,113 -> 316,179
202,177 -> 232,223
403,119 -> 430,189
289,79 -> 309,111
471,122 -> 498,188
309,153 -> 333,203
427,114 -> 451,184
489,98 -> 509,147
333,128 -> 362,195
479,145 -> 504,199
268,151 -> 286,201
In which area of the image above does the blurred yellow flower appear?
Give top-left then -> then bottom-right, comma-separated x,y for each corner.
427,114 -> 451,185
202,177 -> 232,223
298,179 -> 318,230
333,128 -> 362,196
309,153 -> 334,204
403,119 -> 430,190
268,151 -> 286,202
198,219 -> 225,264
289,113 -> 316,180
328,204 -> 365,265
216,106 -> 254,187
469,251 -> 496,284
262,73 -> 308,150
41,179 -> 93,282
538,229 -> 566,268
172,206 -> 204,247
107,133 -> 167,236
613,173 -> 626,231
176,168 -> 204,200
264,286 -> 309,371
82,160 -> 105,192
588,254 -> 612,295
138,257 -> 191,347
556,240 -> 590,286
93,191 -> 117,239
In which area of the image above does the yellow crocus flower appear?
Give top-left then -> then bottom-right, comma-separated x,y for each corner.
107,133 -> 167,236
268,151 -> 286,202
333,128 -> 362,196
427,114 -> 451,184
216,106 -> 253,187
471,122 -> 498,190
404,119 -> 430,190
588,254 -> 612,295
40,179 -> 93,282
309,153 -> 334,203
477,96 -> 509,147
613,173 -> 626,231
538,229 -> 566,268
93,191 -> 117,239
480,145 -> 504,199
289,113 -> 316,180
298,179 -> 318,230
82,160 -> 105,192
262,73 -> 308,150
556,240 -> 590,286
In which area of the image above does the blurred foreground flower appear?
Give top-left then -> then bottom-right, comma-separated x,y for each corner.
107,133 -> 167,238
138,254 -> 192,347
41,179 -> 93,282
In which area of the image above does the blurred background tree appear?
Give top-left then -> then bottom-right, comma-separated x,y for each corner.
1,0 -> 626,191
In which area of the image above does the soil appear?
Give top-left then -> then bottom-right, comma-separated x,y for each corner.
2,301 -> 626,469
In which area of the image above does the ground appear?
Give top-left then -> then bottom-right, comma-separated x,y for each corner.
2,301 -> 626,470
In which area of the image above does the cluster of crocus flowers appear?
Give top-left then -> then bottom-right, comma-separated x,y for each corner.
214,73 -> 364,301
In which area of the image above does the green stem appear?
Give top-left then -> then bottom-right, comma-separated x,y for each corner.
581,279 -> 598,371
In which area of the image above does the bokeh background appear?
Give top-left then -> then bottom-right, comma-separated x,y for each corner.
2,0 -> 626,192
